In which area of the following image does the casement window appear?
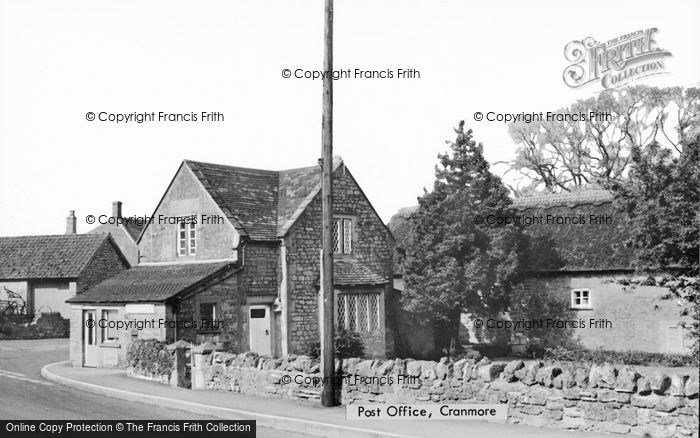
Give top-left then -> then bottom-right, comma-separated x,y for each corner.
199,303 -> 217,330
333,217 -> 353,254
177,220 -> 196,256
337,293 -> 380,332
570,289 -> 592,309
101,309 -> 118,342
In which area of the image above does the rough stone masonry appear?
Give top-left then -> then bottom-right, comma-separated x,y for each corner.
187,352 -> 699,438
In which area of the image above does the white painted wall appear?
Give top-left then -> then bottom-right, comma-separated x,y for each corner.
32,280 -> 76,318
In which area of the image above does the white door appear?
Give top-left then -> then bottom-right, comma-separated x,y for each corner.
249,305 -> 271,356
83,310 -> 99,367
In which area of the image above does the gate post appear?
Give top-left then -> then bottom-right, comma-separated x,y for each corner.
190,342 -> 217,390
168,340 -> 190,388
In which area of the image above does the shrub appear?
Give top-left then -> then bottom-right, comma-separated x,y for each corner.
525,343 -> 547,360
528,345 -> 696,367
305,328 -> 366,359
0,318 -> 15,337
452,347 -> 482,362
127,339 -> 173,377
470,344 -> 511,359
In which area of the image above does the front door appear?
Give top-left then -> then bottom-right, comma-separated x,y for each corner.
249,305 -> 271,356
83,310 -> 99,367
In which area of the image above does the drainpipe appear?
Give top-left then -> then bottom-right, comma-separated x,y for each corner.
279,239 -> 289,356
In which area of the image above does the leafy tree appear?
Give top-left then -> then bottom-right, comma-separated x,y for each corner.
609,135 -> 699,362
402,122 -> 528,355
500,86 -> 699,194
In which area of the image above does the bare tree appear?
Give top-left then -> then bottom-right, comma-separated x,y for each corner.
498,86 -> 700,194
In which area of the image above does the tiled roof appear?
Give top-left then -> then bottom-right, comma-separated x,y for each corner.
185,158 -> 341,241
186,161 -> 280,241
0,234 -> 111,280
67,261 -> 237,303
334,259 -> 388,286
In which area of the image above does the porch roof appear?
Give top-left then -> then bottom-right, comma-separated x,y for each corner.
334,259 -> 388,287
67,261 -> 237,304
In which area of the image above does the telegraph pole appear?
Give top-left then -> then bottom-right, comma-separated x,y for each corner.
320,0 -> 336,407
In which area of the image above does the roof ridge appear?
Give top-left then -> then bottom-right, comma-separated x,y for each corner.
276,158 -> 345,237
184,158 -> 342,175
184,159 -> 280,175
512,189 -> 613,209
182,157 -> 345,240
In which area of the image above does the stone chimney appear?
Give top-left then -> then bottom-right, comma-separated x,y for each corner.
65,210 -> 77,234
112,201 -> 122,219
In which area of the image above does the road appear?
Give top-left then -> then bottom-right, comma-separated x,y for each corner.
0,339 -> 291,437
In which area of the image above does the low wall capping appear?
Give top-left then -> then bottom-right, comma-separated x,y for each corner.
129,345 -> 698,438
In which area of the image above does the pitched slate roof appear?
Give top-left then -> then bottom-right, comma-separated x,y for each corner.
0,234 -> 113,280
185,158 -> 340,241
277,165 -> 323,236
186,161 -> 280,240
512,189 -> 634,272
67,261 -> 237,303
334,259 -> 388,286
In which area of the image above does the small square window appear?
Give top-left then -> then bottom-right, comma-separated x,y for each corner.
571,289 -> 592,309
250,308 -> 266,319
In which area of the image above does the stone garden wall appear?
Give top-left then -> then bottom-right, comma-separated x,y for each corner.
195,352 -> 699,438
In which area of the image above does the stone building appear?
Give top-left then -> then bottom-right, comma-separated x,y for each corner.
0,228 -> 129,319
390,189 -> 694,356
68,157 -> 396,367
503,189 -> 693,354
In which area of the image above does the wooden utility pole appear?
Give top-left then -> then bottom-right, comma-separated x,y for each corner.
320,0 -> 336,407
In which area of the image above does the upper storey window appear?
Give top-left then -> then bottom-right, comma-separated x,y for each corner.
177,219 -> 196,256
333,217 -> 353,254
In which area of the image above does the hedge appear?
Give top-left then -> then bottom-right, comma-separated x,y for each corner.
126,339 -> 174,378
529,345 -> 696,367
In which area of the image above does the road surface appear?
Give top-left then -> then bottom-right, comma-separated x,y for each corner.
0,339 -> 288,437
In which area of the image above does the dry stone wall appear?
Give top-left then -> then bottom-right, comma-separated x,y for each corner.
194,352 -> 699,437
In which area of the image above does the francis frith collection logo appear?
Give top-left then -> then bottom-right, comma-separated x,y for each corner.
563,28 -> 672,89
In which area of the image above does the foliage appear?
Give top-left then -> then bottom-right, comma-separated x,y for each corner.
335,328 -> 365,359
402,122 -> 529,354
501,86 -> 699,194
305,328 -> 366,359
127,339 -> 173,378
450,344 -> 512,362
497,84 -> 699,361
0,317 -> 15,337
0,314 -> 68,340
530,345 -> 696,368
450,346 -> 482,362
608,132 -> 700,361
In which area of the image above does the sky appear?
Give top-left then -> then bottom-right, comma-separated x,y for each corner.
1,0 -> 699,236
